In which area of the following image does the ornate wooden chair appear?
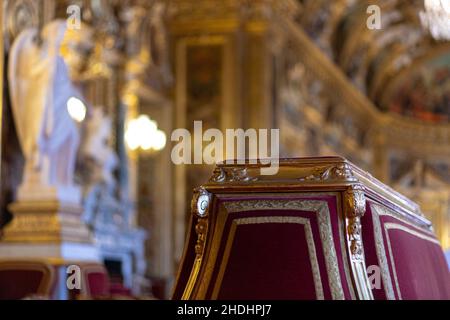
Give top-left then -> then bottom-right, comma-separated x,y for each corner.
0,260 -> 56,299
172,157 -> 450,300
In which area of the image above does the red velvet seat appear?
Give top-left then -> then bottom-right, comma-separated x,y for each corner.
173,157 -> 450,300
0,260 -> 56,299
362,201 -> 450,299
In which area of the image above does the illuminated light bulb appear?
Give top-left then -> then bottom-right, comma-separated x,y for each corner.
140,140 -> 153,151
137,115 -> 157,135
136,115 -> 157,150
124,114 -> 166,152
152,130 -> 167,151
125,119 -> 141,150
67,97 -> 86,122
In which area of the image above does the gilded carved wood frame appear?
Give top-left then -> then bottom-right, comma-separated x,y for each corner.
171,156 -> 425,300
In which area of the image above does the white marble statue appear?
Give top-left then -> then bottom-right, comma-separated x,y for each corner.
8,20 -> 82,203
80,107 -> 120,225
81,107 -> 118,191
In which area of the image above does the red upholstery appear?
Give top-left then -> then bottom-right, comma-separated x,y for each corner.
216,197 -> 350,300
215,212 -> 320,299
0,261 -> 55,299
110,283 -> 132,296
78,263 -> 111,298
78,263 -> 135,299
173,157 -> 450,300
362,201 -> 450,300
86,270 -> 110,296
176,193 -> 354,300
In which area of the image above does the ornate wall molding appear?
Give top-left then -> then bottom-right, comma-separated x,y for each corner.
168,0 -> 299,22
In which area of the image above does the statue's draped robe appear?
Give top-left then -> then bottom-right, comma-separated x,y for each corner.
8,22 -> 80,187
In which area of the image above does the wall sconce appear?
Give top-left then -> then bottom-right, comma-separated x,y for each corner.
125,114 -> 167,152
67,96 -> 87,122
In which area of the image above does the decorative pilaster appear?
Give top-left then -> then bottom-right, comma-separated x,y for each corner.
343,184 -> 373,300
181,187 -> 211,299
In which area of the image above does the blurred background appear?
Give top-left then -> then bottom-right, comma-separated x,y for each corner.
0,0 -> 449,299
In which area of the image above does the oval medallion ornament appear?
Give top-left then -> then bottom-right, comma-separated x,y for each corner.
197,194 -> 210,217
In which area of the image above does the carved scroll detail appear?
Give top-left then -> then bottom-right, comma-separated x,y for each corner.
299,163 -> 358,182
209,167 -> 258,183
344,184 -> 366,259
343,184 -> 373,300
194,218 -> 208,259
209,162 -> 358,183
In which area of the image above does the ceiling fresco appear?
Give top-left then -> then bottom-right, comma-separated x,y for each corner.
298,0 -> 450,124
384,52 -> 450,123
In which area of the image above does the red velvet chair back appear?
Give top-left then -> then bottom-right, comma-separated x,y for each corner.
362,201 -> 450,299
194,194 -> 353,300
78,263 -> 111,298
0,260 -> 55,299
173,157 -> 450,300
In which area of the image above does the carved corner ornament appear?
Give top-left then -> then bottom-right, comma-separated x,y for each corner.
299,163 -> 358,183
344,184 -> 374,300
182,187 -> 211,299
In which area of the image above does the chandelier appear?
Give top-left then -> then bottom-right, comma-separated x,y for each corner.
420,0 -> 450,40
